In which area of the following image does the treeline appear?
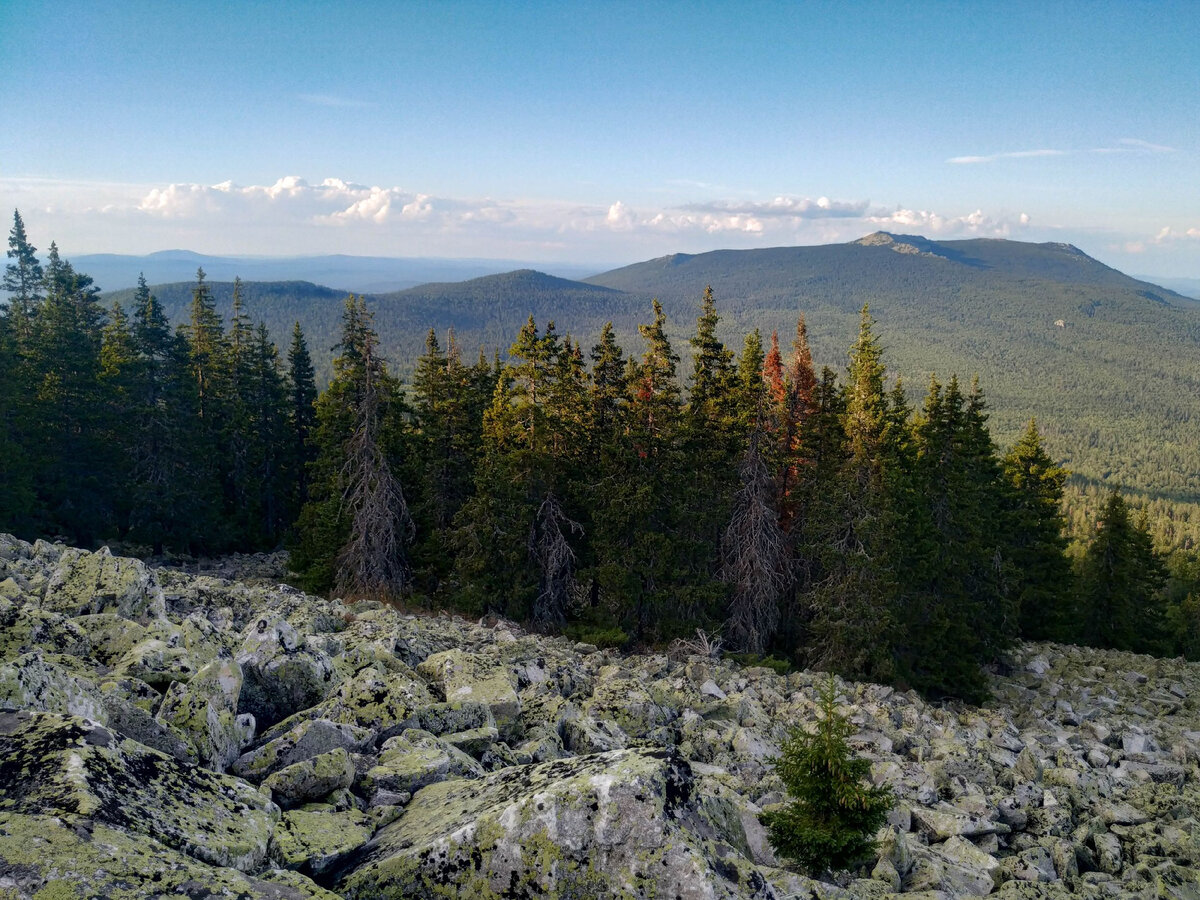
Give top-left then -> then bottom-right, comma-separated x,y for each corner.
3,211 -> 1198,699
0,212 -> 315,553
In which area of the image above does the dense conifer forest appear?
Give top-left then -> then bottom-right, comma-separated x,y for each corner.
4,211 -> 1198,699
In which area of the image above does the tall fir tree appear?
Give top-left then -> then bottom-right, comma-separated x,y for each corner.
27,244 -> 110,542
180,268 -> 230,546
802,307 -> 899,683
127,275 -> 198,553
285,321 -> 319,515
3,210 -> 44,320
1003,419 -> 1073,640
1076,490 -> 1169,652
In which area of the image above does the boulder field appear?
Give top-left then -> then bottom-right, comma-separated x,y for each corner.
1,534 -> 1198,899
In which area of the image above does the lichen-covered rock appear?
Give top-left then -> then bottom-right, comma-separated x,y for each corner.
40,545 -> 166,623
233,718 -> 370,784
417,647 -> 520,736
262,747 -> 357,808
272,807 -> 377,876
156,656 -> 254,771
0,651 -> 107,721
0,710 -> 279,871
5,536 -> 1200,897
0,600 -> 90,662
112,636 -> 201,689
911,804 -> 1010,841
361,728 -> 484,799
267,664 -> 433,738
0,812 -> 340,900
341,747 -> 821,900
237,614 -> 342,730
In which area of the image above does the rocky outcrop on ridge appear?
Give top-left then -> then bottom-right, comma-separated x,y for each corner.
1,533 -> 1199,898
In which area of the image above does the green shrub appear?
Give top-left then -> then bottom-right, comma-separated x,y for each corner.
564,623 -> 629,649
726,652 -> 792,675
761,676 -> 892,876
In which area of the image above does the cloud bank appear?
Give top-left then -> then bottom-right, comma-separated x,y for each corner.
2,174 -> 1033,260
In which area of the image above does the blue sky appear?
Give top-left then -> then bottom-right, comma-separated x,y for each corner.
2,1 -> 1198,275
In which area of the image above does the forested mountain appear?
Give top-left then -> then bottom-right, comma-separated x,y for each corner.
105,232 -> 1200,547
77,250 -> 603,294
7,210 -> 1200,697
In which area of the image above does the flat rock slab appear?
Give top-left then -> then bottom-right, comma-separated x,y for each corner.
0,709 -> 279,871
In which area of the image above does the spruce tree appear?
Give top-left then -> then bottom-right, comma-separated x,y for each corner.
1003,419 -> 1073,640
3,210 -> 43,317
27,245 -> 110,542
0,292 -> 34,531
285,321 -> 319,515
128,275 -> 197,553
762,676 -> 892,876
1077,491 -> 1168,652
802,307 -> 899,683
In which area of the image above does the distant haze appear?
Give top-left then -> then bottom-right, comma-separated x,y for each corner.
72,251 -> 611,296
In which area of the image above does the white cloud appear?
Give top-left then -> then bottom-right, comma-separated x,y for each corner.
1151,226 -> 1200,244
680,196 -> 870,219
947,149 -> 1067,164
956,139 -> 1176,163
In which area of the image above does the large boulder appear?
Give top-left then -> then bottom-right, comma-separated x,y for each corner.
233,717 -> 374,781
417,647 -> 521,737
340,747 -> 825,900
236,613 -> 341,730
0,709 -> 279,871
0,651 -> 107,721
40,545 -> 166,622
156,656 -> 255,771
272,807 -> 379,877
0,599 -> 90,661
262,747 -> 357,808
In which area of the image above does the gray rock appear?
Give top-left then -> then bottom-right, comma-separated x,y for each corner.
41,546 -> 166,623
233,717 -> 373,781
272,807 -> 376,876
156,656 -> 253,772
911,804 -> 1009,841
0,709 -> 278,871
262,747 -> 356,808
1012,845 -> 1058,882
1094,831 -> 1123,874
236,614 -> 341,730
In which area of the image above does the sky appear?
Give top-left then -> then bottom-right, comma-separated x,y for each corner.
2,1 -> 1198,276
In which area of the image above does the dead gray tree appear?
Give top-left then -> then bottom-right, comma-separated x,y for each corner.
335,336 -> 414,602
528,491 -> 582,632
721,431 -> 792,653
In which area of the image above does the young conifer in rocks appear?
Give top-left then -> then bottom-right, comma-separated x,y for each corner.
762,676 -> 892,876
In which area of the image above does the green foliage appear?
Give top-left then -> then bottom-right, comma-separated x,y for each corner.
1075,491 -> 1169,653
725,652 -> 792,675
761,677 -> 892,875
563,622 -> 629,649
1003,419 -> 1074,640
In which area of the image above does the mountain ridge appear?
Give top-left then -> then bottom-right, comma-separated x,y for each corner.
99,234 -> 1200,532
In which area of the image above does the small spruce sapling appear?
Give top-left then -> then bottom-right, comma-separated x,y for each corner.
761,675 -> 892,876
